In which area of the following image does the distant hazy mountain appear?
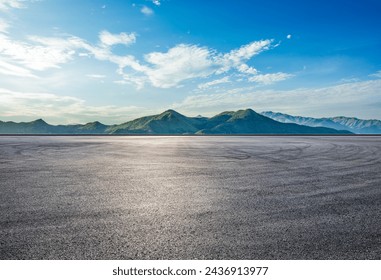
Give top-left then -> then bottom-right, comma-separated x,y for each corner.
0,119 -> 52,134
261,111 -> 381,134
0,109 -> 352,134
0,119 -> 108,134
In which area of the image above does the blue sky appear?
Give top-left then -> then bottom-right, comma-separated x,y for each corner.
0,0 -> 380,124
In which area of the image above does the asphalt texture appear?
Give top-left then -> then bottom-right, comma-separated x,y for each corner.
0,136 -> 380,260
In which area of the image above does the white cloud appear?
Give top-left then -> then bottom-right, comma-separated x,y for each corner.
115,39 -> 276,89
99,30 -> 136,47
0,30 -> 138,75
223,40 -> 272,63
0,34 -> 87,71
0,25 -> 285,89
114,74 -> 147,90
109,54 -> 149,74
171,80 -> 381,119
142,44 -> 216,88
339,77 -> 360,83
0,59 -> 38,78
287,34 -> 292,39
248,72 -> 293,84
212,40 -> 275,79
217,40 -> 272,74
103,39 -> 280,89
141,6 -> 153,16
0,88 -> 82,119
0,19 -> 9,33
0,88 -> 148,124
370,70 -> 381,78
198,76 -> 230,89
236,63 -> 258,75
0,0 -> 24,11
78,52 -> 90,57
86,74 -> 106,79
152,0 -> 160,6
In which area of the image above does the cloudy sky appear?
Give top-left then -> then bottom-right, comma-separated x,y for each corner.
0,0 -> 380,124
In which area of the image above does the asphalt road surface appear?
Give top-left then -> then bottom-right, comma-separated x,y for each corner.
0,136 -> 380,259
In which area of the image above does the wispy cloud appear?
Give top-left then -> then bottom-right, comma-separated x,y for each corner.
0,0 -> 24,11
113,75 -> 147,90
86,74 -> 106,79
198,76 -> 230,89
248,72 -> 293,85
236,63 -> 258,75
0,33 -> 95,71
0,59 -> 38,78
171,80 -> 381,119
99,30 -> 136,47
0,23 -> 288,89
0,18 -> 9,33
142,44 -> 216,88
117,40 -> 281,89
0,88 -> 149,124
0,30 -> 138,76
152,0 -> 160,6
218,39 -> 273,73
370,70 -> 381,78
141,6 -> 153,16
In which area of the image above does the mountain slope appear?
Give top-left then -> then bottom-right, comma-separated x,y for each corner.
106,109 -> 203,134
198,109 -> 350,134
0,109 -> 353,134
261,111 -> 381,134
0,119 -> 52,134
0,119 -> 109,134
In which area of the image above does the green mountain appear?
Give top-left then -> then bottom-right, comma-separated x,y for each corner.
0,119 -> 51,134
197,109 -> 349,134
0,119 -> 108,134
0,109 -> 352,134
106,109 -> 206,134
77,121 -> 108,133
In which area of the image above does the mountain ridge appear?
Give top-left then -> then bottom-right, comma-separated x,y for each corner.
0,109 -> 354,134
261,111 -> 381,134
